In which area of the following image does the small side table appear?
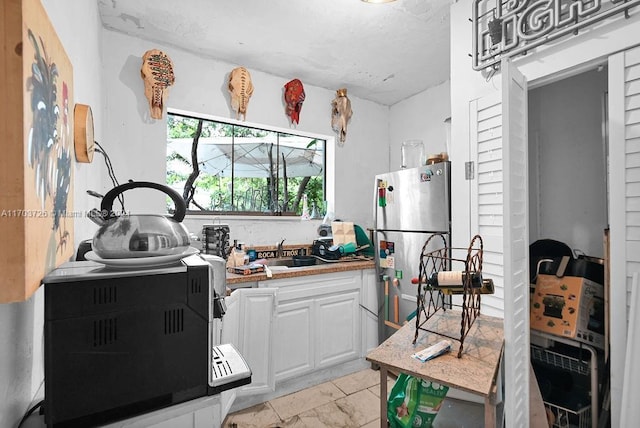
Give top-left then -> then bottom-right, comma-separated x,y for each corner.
366,310 -> 504,427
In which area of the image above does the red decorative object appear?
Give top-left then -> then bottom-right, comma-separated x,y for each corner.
284,78 -> 305,124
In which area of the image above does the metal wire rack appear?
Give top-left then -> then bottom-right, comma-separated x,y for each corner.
544,401 -> 591,428
530,344 -> 591,377
413,234 -> 484,357
530,334 -> 598,428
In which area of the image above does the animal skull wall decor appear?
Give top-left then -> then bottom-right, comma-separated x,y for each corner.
140,49 -> 175,119
331,88 -> 353,145
284,79 -> 306,124
228,67 -> 254,121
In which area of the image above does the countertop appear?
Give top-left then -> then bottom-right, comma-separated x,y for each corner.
226,257 -> 375,285
366,309 -> 504,397
366,310 -> 504,427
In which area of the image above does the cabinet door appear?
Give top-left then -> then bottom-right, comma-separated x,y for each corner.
273,299 -> 314,382
315,291 -> 360,368
107,395 -> 221,428
360,269 -> 379,356
220,288 -> 277,419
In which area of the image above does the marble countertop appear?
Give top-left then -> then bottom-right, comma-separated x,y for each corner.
366,309 -> 504,398
226,257 -> 375,285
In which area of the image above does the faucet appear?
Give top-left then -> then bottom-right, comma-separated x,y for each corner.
277,239 -> 286,258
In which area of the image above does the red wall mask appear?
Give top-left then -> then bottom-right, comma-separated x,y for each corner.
284,79 -> 306,124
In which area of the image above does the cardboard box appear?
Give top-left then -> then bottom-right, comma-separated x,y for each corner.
530,272 -> 604,349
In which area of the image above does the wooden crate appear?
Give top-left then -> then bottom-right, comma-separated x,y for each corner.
0,0 -> 74,302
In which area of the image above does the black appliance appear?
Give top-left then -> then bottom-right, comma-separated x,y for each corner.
42,254 -> 250,427
311,238 -> 341,260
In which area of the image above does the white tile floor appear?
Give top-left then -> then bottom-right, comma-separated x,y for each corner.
223,368 -> 485,428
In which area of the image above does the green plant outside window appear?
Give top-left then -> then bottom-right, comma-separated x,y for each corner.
166,113 -> 326,216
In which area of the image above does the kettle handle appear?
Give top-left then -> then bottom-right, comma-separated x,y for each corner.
100,181 -> 187,222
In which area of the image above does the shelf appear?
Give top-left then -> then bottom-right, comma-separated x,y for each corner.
543,400 -> 591,428
530,331 -> 599,428
531,344 -> 591,376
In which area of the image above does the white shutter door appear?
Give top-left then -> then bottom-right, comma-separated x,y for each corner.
609,45 -> 640,428
469,91 -> 505,316
469,59 -> 529,427
501,58 -> 530,428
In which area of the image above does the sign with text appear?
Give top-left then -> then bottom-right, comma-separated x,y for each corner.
472,0 -> 640,71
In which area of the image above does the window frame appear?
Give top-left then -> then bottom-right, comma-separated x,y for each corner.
167,109 -> 332,217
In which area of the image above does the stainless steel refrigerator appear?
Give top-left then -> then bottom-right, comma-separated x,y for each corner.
373,162 -> 451,341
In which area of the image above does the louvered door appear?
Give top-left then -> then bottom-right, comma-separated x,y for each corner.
609,44 -> 640,428
469,90 -> 505,316
469,58 -> 529,427
501,58 -> 530,428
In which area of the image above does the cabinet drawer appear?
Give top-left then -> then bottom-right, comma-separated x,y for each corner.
259,271 -> 360,302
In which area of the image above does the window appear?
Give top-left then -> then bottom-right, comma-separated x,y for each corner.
166,112 -> 326,216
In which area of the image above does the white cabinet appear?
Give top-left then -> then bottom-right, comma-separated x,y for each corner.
259,270 -> 368,383
273,298 -> 314,380
315,291 -> 360,368
104,396 -> 222,428
220,287 -> 277,420
360,269 -> 379,356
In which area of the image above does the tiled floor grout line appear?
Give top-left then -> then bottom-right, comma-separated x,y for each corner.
224,369 -> 396,427
271,380 -> 379,424
225,368 -> 486,427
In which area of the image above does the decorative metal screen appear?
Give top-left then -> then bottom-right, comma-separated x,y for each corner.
472,0 -> 640,71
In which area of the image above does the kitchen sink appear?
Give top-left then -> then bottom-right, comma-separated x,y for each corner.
267,256 -> 321,268
267,259 -> 299,268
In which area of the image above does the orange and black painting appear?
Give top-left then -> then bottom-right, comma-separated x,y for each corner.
26,26 -> 73,271
6,0 -> 75,301
1,0 -> 76,302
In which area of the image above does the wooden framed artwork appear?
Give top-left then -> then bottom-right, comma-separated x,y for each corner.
1,0 -> 74,302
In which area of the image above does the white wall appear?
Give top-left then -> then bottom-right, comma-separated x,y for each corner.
528,70 -> 608,257
389,80 -> 451,170
99,30 -> 390,245
0,1 -> 104,426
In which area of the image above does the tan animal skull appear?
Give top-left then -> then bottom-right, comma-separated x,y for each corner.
228,67 -> 254,121
140,49 -> 175,119
331,88 -> 353,145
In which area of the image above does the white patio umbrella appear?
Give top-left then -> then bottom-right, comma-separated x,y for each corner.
167,137 -> 323,178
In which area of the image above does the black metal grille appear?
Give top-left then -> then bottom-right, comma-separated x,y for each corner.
190,276 -> 202,294
93,285 -> 117,305
93,318 -> 117,347
164,308 -> 184,334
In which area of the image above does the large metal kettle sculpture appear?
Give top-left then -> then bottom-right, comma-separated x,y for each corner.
91,181 -> 190,259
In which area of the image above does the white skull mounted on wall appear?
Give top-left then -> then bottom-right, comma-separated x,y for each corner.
331,88 -> 353,145
228,67 -> 254,121
140,49 -> 175,119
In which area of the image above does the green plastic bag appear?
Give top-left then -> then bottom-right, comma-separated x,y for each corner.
387,373 -> 449,428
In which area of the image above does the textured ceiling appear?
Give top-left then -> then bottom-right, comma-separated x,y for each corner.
98,0 -> 453,106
